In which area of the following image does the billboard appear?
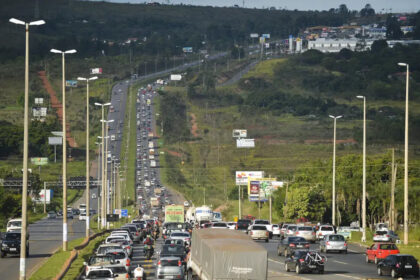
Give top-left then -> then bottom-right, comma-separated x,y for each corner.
31,157 -> 48,165
32,189 -> 53,204
34,98 -> 44,105
262,33 -> 271,39
164,205 -> 185,223
170,74 -> 182,81
232,129 -> 247,138
33,107 -> 47,117
236,171 -> 264,185
182,47 -> 193,53
250,33 -> 259,38
65,80 -> 78,87
236,138 -> 255,148
259,37 -> 266,44
90,68 -> 103,74
265,43 -> 270,48
48,137 -> 62,145
247,178 -> 276,202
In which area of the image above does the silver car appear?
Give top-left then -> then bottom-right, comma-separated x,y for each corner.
373,230 -> 399,243
169,231 -> 191,246
295,226 -> 316,243
319,234 -> 347,253
156,256 -> 184,279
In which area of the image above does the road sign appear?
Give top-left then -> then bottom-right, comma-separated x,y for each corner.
250,33 -> 259,38
182,47 -> 193,53
170,74 -> 182,81
31,157 -> 48,166
121,209 -> 128,217
48,137 -> 62,145
262,33 -> 271,39
90,68 -> 103,74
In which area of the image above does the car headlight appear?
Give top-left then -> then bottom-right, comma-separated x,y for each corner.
2,243 -> 8,247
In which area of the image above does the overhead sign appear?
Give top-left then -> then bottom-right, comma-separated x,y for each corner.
31,157 -> 49,166
236,138 -> 255,148
247,178 -> 276,202
250,33 -> 259,38
170,74 -> 182,81
232,129 -> 247,138
182,47 -> 193,53
236,171 -> 264,185
90,68 -> 103,75
48,137 -> 62,145
34,98 -> 44,105
65,80 -> 78,87
32,107 -> 47,117
262,33 -> 271,39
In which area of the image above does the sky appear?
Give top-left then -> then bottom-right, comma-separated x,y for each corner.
96,0 -> 420,13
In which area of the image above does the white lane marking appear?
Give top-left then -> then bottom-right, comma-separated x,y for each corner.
333,260 -> 349,265
269,258 -> 284,265
335,274 -> 362,279
348,249 -> 362,253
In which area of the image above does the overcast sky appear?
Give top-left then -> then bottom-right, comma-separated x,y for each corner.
97,0 -> 420,13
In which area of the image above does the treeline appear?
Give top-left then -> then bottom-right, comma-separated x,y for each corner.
272,153 -> 420,226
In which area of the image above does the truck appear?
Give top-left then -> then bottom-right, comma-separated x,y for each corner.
150,160 -> 156,168
144,180 -> 151,187
149,155 -> 155,160
186,229 -> 268,280
154,188 -> 162,196
164,205 -> 185,223
150,197 -> 159,208
149,149 -> 155,155
148,141 -> 154,149
195,206 -> 213,224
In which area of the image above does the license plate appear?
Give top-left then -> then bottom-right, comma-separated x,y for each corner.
165,276 -> 175,279
297,245 -> 303,248
309,265 -> 316,268
9,248 -> 16,251
405,265 -> 412,269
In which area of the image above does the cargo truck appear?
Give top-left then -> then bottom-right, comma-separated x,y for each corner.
164,205 -> 185,223
150,197 -> 159,208
186,229 -> 268,280
154,188 -> 162,196
150,160 -> 156,167
148,141 -> 154,149
149,149 -> 155,155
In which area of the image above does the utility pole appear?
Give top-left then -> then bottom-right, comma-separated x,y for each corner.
329,115 -> 343,226
390,148 -> 397,231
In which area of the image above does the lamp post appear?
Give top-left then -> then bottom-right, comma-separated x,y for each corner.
9,17 -> 45,280
103,120 -> 114,228
78,76 -> 97,238
50,48 -> 76,252
329,115 -> 343,226
95,141 -> 102,229
356,95 -> 367,242
398,62 -> 410,245
95,102 -> 111,228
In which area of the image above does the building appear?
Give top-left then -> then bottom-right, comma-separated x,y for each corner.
307,38 -> 358,53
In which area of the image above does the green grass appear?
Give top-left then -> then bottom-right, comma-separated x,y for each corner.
242,58 -> 286,80
29,237 -> 85,280
222,199 -> 282,223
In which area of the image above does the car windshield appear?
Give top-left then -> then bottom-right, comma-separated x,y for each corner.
89,256 -> 114,265
329,235 -> 345,241
162,245 -> 184,255
87,270 -> 112,278
160,258 -> 181,266
167,223 -> 186,230
171,232 -> 189,237
106,252 -> 126,259
238,219 -> 251,224
213,223 -> 227,227
110,266 -> 127,273
98,246 -> 121,254
379,244 -> 398,250
255,220 -> 269,224
376,231 -> 387,235
107,237 -> 125,243
298,227 -> 313,231
288,226 -> 297,231
321,226 -> 334,231
5,232 -> 20,239
7,221 -> 21,227
253,226 -> 267,230
289,237 -> 306,242
396,255 -> 417,263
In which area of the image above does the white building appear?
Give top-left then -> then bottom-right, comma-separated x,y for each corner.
307,38 -> 358,53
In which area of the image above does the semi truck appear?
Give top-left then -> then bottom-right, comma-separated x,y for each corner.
186,206 -> 213,224
186,229 -> 268,280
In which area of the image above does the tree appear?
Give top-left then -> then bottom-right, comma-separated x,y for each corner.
371,40 -> 388,53
386,16 -> 403,39
360,4 -> 375,17
338,4 -> 349,16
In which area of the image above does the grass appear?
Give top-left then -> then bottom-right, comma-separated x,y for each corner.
29,237 -> 85,280
242,58 -> 286,80
222,199 -> 282,223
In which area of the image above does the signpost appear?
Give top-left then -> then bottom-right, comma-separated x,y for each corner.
65,80 -> 78,87
121,209 -> 128,217
31,157 -> 48,165
48,136 -> 63,163
182,47 -> 193,53
236,138 -> 255,148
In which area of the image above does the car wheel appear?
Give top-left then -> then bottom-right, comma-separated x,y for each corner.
285,263 -> 290,272
277,248 -> 282,256
365,255 -> 370,263
374,257 -> 378,264
0,251 -> 5,258
295,264 -> 301,274
391,269 -> 397,278
377,267 -> 382,276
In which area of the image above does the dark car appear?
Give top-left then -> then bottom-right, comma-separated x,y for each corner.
285,250 -> 326,274
278,236 -> 310,257
236,219 -> 252,232
160,244 -> 187,266
1,231 -> 29,258
377,254 -> 419,278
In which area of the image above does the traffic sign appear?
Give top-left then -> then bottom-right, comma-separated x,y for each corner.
121,209 -> 128,217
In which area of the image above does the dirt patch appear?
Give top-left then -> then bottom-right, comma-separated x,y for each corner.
166,150 -> 182,158
214,203 -> 228,213
38,71 -> 78,148
190,113 -> 198,137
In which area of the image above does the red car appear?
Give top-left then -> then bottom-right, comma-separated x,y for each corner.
366,243 -> 400,264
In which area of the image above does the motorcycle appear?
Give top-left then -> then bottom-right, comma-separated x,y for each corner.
152,230 -> 159,240
144,244 -> 154,260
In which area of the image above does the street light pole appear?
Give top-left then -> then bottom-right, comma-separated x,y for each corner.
329,115 -> 343,226
78,76 -> 97,238
50,48 -> 76,252
95,141 -> 101,229
357,95 -> 367,242
398,62 -> 410,245
9,17 -> 45,280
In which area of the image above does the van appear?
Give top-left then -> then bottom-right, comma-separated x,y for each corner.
6,218 -> 22,232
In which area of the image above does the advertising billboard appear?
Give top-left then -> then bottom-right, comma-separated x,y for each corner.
164,205 -> 185,223
170,74 -> 182,81
32,189 -> 53,204
232,129 -> 247,138
182,47 -> 193,53
247,178 -> 276,202
250,33 -> 259,38
32,107 -> 47,117
34,98 -> 44,105
236,138 -> 255,148
31,157 -> 49,166
90,68 -> 103,74
65,80 -> 78,87
259,37 -> 266,44
262,33 -> 271,39
236,171 -> 264,185
48,137 -> 63,145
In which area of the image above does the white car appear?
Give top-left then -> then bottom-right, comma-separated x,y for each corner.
316,225 -> 336,240
272,224 -> 281,237
212,222 -> 228,229
6,219 -> 22,232
227,222 -> 237,230
169,231 -> 191,246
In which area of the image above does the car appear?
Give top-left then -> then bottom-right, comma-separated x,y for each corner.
105,250 -> 131,272
159,244 -> 187,266
212,222 -> 228,229
278,236 -> 310,257
79,212 -> 87,221
1,231 -> 29,258
373,230 -> 399,243
169,231 -> 191,246
285,224 -> 298,237
272,224 -> 281,237
156,256 -> 184,280
92,193 -> 97,199
83,267 -> 114,280
236,219 -> 252,232
47,211 -> 56,219
377,254 -> 419,278
295,226 -> 316,242
6,218 -> 22,232
280,224 -> 291,239
285,250 -> 326,274
316,225 -> 335,240
67,210 -> 74,219
83,254 -> 118,274
319,234 -> 347,253
227,222 -> 237,230
249,225 -> 269,243
366,243 -> 400,264
252,219 -> 273,234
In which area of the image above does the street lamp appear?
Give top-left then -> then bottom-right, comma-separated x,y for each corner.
398,62 -> 410,245
329,115 -> 343,226
9,17 -> 45,280
95,102 -> 111,228
50,48 -> 76,252
102,119 -> 114,229
77,76 -> 98,238
95,141 -> 102,229
356,95 -> 367,242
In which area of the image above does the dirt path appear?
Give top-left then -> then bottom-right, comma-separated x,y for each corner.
190,113 -> 198,137
38,71 -> 78,148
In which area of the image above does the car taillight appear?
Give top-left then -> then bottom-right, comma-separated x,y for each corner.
136,232 -> 139,236
295,232 -> 299,235
344,243 -> 347,247
290,243 -> 296,247
326,241 -> 330,245
305,244 -> 310,248
396,263 -> 400,268
312,232 -> 315,235
236,224 -> 238,230
319,232 -> 323,235
374,234 -> 377,237
127,246 -> 131,249
177,275 -> 182,279
158,260 -> 161,265
126,259 -> 131,266
178,260 -> 182,266
136,278 -> 142,280
126,273 -> 130,279
186,238 -> 190,241
416,263 -> 419,268
386,235 -> 390,238
299,258 -> 304,263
